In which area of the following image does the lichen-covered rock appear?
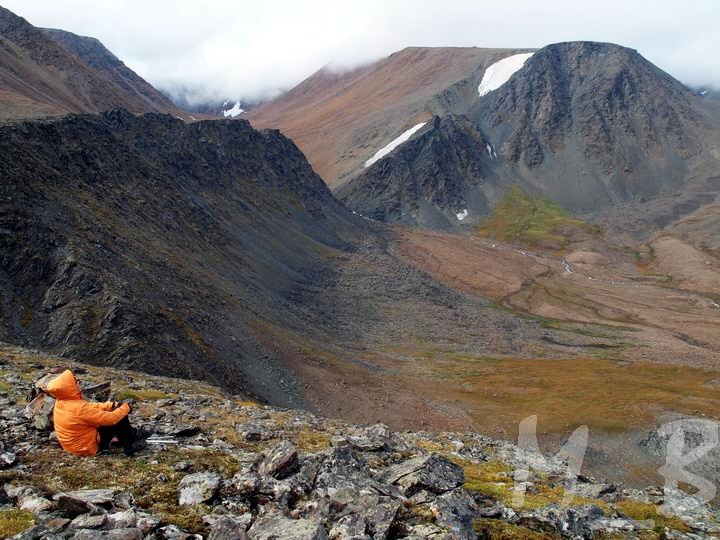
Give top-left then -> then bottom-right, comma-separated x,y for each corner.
206,515 -> 250,540
430,488 -> 479,539
178,472 -> 221,505
248,514 -> 328,540
257,440 -> 298,479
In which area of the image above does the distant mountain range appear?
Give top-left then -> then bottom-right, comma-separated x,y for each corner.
251,42 -> 720,239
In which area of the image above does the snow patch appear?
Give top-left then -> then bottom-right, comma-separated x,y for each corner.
364,123 -> 427,168
478,53 -> 534,97
223,101 -> 244,117
456,209 -> 468,220
485,143 -> 497,159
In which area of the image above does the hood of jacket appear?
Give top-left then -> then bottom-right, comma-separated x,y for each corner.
45,369 -> 82,400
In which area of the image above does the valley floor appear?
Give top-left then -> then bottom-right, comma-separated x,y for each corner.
259,223 -> 720,490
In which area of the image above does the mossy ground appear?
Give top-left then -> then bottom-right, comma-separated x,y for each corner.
476,187 -> 602,250
19,445 -> 242,534
115,389 -> 171,401
614,500 -> 690,533
0,508 -> 35,538
474,518 -> 558,539
395,351 -> 720,436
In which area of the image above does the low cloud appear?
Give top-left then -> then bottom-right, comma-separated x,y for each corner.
6,0 -> 720,105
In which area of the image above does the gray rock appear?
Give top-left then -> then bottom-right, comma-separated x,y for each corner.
517,504 -> 606,537
70,513 -> 108,529
19,496 -> 54,514
430,488 -> 479,539
314,446 -> 373,496
329,513 -> 366,539
178,472 -> 221,505
106,509 -> 137,529
377,454 -> 464,495
0,440 -> 17,468
82,381 -> 111,401
231,471 -> 260,497
145,525 -> 203,539
23,393 -> 55,430
248,514 -> 328,540
71,528 -> 143,540
257,440 -> 298,479
57,488 -> 118,506
135,511 -> 161,535
364,500 -> 401,539
207,515 -> 250,540
330,424 -> 395,453
45,517 -> 72,533
56,489 -> 114,516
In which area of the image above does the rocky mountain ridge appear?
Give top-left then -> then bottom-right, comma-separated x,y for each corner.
0,108 -> 368,405
2,343 -> 718,539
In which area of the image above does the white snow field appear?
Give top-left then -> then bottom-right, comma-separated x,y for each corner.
478,53 -> 534,97
456,209 -> 468,220
223,102 -> 245,117
365,123 -> 427,168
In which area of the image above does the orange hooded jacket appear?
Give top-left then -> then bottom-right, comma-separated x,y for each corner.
45,370 -> 130,456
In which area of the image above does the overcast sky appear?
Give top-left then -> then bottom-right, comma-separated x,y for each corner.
5,0 -> 719,105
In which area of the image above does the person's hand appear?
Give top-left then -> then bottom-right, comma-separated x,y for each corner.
123,400 -> 133,414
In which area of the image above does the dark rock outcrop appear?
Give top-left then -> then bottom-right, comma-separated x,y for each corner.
0,110 -> 364,403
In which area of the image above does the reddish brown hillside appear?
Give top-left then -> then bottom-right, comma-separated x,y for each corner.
247,46 -> 530,187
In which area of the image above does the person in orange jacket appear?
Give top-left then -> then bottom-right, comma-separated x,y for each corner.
45,369 -> 141,456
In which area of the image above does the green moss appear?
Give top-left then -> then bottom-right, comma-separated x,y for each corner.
474,518 -> 558,539
155,503 -> 210,535
295,429 -> 331,452
458,458 -> 608,512
0,380 -> 12,393
0,508 -> 35,538
615,500 -> 690,533
476,187 -> 602,249
115,389 -> 171,401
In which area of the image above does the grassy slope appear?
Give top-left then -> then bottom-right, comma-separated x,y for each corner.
476,187 -> 602,249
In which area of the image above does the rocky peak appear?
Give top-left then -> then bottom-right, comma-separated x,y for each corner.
475,40 -> 705,171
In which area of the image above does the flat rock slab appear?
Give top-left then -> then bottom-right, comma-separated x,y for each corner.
55,488 -> 118,515
178,472 -> 221,505
248,515 -> 328,540
376,453 -> 464,496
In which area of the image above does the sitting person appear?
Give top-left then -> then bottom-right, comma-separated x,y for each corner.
45,369 -> 143,456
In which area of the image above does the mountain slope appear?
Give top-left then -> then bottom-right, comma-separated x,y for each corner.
339,42 -> 720,232
41,27 -> 179,115
0,110 -> 363,404
246,46 -> 532,187
0,6 -> 183,120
